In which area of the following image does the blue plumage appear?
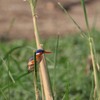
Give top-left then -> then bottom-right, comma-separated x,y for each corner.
36,49 -> 44,53
28,49 -> 44,61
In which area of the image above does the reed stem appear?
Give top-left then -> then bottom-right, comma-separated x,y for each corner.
28,0 -> 53,99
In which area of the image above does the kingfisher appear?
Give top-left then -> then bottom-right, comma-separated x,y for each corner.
28,49 -> 51,72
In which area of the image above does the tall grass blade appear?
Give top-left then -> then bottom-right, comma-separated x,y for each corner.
33,51 -> 40,100
89,75 -> 94,100
0,56 -> 15,84
91,38 -> 100,70
53,34 -> 59,99
81,0 -> 90,31
57,2 -> 87,38
34,51 -> 37,79
7,55 -> 11,100
0,89 -> 8,100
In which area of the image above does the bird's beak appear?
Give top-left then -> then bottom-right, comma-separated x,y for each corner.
44,51 -> 52,54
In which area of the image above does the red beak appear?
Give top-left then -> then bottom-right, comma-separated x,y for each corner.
44,51 -> 52,54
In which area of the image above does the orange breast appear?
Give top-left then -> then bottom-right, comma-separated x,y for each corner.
36,54 -> 43,63
28,53 -> 43,72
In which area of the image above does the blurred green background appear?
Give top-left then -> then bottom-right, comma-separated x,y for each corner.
0,30 -> 100,100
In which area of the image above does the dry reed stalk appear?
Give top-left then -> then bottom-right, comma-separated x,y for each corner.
89,38 -> 100,99
28,0 -> 53,100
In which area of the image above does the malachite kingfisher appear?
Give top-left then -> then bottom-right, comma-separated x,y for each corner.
28,49 -> 51,72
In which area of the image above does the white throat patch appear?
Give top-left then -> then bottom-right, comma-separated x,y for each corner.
36,53 -> 41,55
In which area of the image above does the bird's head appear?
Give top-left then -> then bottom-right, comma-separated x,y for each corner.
35,49 -> 52,55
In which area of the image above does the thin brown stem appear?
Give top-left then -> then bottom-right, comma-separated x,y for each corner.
89,37 -> 100,99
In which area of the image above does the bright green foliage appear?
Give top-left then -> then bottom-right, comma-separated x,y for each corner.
0,30 -> 100,100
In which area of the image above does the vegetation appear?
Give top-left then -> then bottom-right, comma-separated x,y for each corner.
0,29 -> 100,100
0,0 -> 100,100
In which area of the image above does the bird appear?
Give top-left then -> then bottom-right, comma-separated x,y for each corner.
28,49 -> 51,72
